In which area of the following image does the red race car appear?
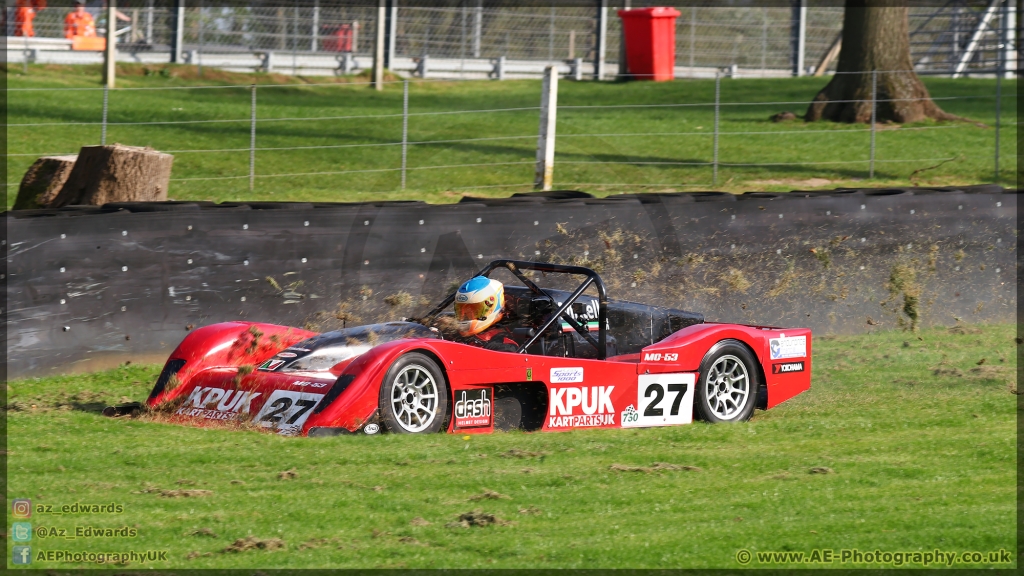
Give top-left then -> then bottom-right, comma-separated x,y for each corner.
143,260 -> 811,436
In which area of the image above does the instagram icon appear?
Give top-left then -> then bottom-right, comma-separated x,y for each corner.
12,499 -> 31,518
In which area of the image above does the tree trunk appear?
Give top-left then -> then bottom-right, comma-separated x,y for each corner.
13,155 -> 78,210
51,144 -> 173,207
806,0 -> 960,123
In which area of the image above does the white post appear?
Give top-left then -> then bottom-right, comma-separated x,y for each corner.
1004,0 -> 1016,78
311,0 -> 319,52
387,0 -> 397,69
689,6 -> 695,74
618,0 -> 630,78
594,0 -> 608,80
373,0 -> 385,90
172,0 -> 185,64
104,0 -> 117,88
535,66 -> 559,191
793,0 -> 806,77
473,0 -> 482,58
145,0 -> 153,44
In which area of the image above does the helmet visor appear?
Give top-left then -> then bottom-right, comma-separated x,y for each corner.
455,300 -> 494,322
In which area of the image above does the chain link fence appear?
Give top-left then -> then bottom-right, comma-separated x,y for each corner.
6,1 -> 1015,77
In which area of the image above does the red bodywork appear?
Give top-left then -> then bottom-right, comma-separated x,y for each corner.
147,321 -> 812,436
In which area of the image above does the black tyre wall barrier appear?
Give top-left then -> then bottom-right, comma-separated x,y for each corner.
3,188 -> 1016,377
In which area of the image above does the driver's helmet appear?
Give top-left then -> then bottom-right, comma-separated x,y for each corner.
454,276 -> 504,337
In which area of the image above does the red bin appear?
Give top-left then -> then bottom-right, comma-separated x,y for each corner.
618,7 -> 681,81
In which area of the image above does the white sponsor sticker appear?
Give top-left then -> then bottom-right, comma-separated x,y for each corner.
550,367 -> 584,383
363,423 -> 380,435
253,390 -> 325,435
621,373 -> 695,428
769,335 -> 806,360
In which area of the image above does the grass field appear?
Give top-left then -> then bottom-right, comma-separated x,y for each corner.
4,63 -> 1018,209
5,324 -> 1017,569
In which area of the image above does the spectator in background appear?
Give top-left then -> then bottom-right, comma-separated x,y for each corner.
14,0 -> 46,38
64,1 -> 96,38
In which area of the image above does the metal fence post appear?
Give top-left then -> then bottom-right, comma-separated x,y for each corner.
101,84 -> 109,145
534,66 -> 559,191
249,84 -> 256,191
995,20 -> 1003,182
594,0 -> 608,80
712,71 -> 720,187
869,69 -> 877,179
401,79 -> 409,190
198,1 -> 204,78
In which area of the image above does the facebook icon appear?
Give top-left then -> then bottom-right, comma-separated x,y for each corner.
12,546 -> 32,565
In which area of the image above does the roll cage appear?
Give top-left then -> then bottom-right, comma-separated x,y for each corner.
423,260 -> 609,360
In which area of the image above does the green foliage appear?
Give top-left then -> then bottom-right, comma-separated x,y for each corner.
4,65 -> 1017,209
6,324 -> 1016,568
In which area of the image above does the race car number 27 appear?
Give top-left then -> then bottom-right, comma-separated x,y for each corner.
253,390 -> 325,435
621,373 -> 695,428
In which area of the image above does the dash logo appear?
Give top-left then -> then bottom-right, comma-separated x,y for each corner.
772,362 -> 805,374
454,388 -> 492,429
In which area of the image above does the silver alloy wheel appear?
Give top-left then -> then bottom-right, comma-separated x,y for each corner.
704,354 -> 750,420
389,364 -> 439,432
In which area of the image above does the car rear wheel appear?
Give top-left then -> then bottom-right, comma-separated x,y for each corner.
379,353 -> 449,434
694,340 -> 757,423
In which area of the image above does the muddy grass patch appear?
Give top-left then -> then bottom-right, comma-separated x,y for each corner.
222,536 -> 286,553
446,510 -> 514,528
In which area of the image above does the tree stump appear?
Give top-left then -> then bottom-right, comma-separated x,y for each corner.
12,155 -> 78,210
805,2 -> 963,124
51,144 -> 174,208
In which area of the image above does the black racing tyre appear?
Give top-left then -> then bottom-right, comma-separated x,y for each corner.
378,352 -> 449,434
694,340 -> 758,423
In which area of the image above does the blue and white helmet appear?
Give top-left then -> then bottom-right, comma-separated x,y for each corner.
454,277 -> 504,337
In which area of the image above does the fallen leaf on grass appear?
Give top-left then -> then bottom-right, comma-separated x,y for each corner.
610,462 -> 701,473
229,480 -> 245,485
399,536 -> 427,546
469,489 -> 510,501
278,468 -> 298,480
518,506 -> 542,515
809,467 -> 834,475
160,489 -> 213,498
298,538 -> 339,550
186,551 -> 213,560
221,536 -> 285,553
186,528 -> 218,538
176,479 -> 197,485
409,517 -> 431,527
500,449 -> 548,459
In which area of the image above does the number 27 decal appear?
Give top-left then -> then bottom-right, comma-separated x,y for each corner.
253,390 -> 325,435
623,373 -> 695,428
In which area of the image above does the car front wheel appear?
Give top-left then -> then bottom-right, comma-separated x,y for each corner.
379,352 -> 449,433
694,340 -> 758,423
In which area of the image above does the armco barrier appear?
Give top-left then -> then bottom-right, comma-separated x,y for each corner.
3,187 -> 1016,378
